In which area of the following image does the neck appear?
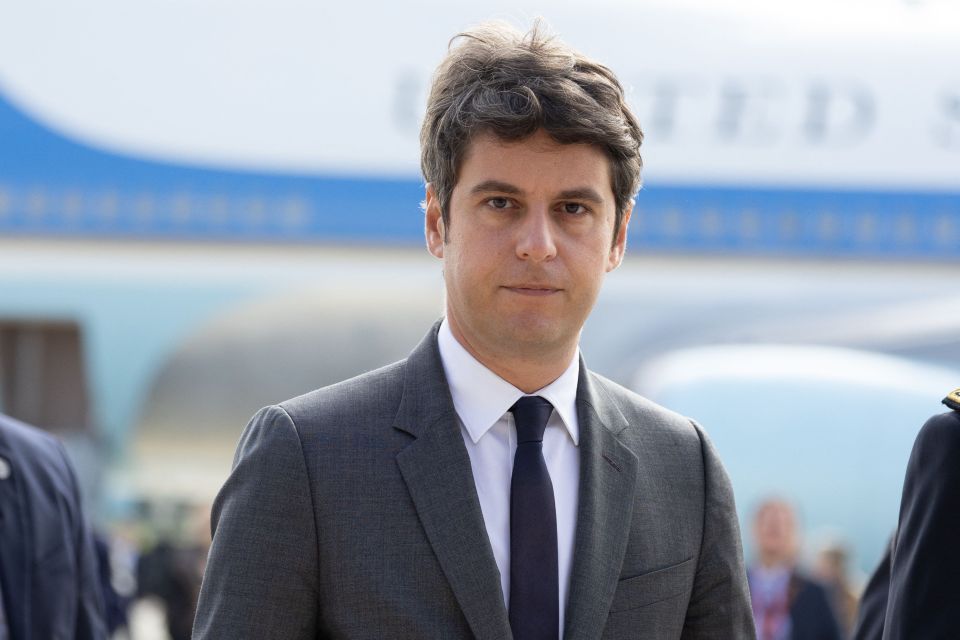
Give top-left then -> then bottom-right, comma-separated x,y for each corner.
446,318 -> 577,393
481,355 -> 574,394
758,554 -> 793,571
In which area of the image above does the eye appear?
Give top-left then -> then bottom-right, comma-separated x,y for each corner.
561,202 -> 588,215
487,197 -> 512,210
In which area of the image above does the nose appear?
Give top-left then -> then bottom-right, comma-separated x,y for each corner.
515,207 -> 557,262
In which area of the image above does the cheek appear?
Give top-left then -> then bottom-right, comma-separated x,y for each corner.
445,247 -> 486,294
572,243 -> 616,278
450,231 -> 503,273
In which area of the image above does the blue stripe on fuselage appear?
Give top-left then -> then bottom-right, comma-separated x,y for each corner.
0,89 -> 957,256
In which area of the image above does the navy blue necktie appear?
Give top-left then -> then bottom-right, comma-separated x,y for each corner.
509,395 -> 559,640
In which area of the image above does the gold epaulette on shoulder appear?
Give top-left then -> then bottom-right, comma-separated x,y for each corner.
944,388 -> 960,412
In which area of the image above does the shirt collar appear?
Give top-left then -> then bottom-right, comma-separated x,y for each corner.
437,317 -> 580,445
749,565 -> 792,592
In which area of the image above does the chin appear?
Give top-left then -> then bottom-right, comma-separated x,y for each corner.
498,319 -> 571,353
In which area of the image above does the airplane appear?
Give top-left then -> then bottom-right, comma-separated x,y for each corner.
1,0 -> 958,575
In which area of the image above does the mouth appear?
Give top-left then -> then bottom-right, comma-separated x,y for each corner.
502,285 -> 562,296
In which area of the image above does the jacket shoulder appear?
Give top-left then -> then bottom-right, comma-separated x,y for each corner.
587,371 -> 700,440
915,410 -> 960,450
0,413 -> 72,483
905,410 -> 960,484
585,372 -> 720,486
275,358 -> 408,430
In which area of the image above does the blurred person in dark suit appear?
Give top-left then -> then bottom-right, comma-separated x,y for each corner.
135,503 -> 209,640
851,388 -> 960,640
93,530 -> 133,636
0,412 -> 106,639
813,539 -> 860,637
137,539 -> 206,640
748,498 -> 843,640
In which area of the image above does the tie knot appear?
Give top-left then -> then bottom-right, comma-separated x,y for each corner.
510,395 -> 554,443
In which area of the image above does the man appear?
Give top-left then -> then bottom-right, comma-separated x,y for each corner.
851,388 -> 960,640
812,540 -> 859,637
194,22 -> 754,639
0,413 -> 106,639
747,499 -> 842,640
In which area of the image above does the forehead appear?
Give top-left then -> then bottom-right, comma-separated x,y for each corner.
454,130 -> 613,195
755,502 -> 795,526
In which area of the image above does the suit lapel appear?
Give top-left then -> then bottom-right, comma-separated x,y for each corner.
564,368 -> 640,640
394,325 -> 512,640
0,436 -> 31,639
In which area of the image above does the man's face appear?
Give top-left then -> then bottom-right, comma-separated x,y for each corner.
425,129 -> 630,365
753,502 -> 798,565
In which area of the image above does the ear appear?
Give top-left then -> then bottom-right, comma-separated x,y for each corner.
424,183 -> 445,259
606,204 -> 632,272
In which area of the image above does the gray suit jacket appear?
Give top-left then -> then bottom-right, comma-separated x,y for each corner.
193,324 -> 754,639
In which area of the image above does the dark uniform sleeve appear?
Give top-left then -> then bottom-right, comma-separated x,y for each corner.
850,539 -> 891,640
883,411 -> 960,639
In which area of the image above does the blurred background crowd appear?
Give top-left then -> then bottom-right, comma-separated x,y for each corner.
83,495 -> 869,638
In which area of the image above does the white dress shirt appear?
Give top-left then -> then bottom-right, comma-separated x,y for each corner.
437,318 -> 581,635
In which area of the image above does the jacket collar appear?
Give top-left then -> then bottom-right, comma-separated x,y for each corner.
393,324 -> 641,640
393,323 -> 513,639
563,366 -> 640,640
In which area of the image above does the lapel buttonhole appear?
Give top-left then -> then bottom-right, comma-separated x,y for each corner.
602,453 -> 622,472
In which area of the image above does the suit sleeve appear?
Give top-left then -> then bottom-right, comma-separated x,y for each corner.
56,440 -> 108,640
883,412 -> 960,639
193,405 -> 321,639
681,421 -> 756,640
850,539 -> 892,640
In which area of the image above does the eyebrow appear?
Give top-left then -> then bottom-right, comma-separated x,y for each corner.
557,188 -> 605,204
468,181 -> 606,204
469,180 -> 522,195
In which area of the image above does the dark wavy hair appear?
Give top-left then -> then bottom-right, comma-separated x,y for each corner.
420,20 -> 643,241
